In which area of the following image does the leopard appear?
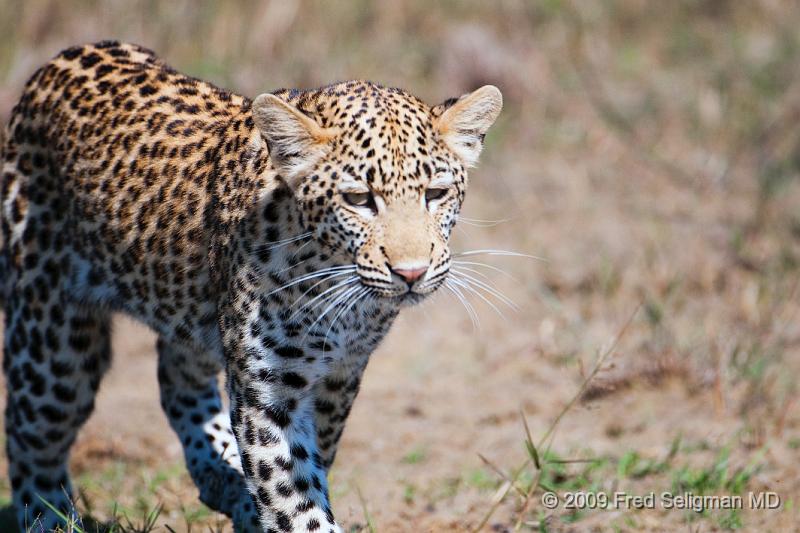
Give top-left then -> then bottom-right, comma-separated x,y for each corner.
0,40 -> 502,532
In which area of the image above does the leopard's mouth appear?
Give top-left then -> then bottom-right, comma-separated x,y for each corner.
354,264 -> 448,306
362,281 -> 442,308
370,290 -> 427,308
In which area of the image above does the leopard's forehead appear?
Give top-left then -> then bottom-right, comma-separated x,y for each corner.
273,81 -> 452,193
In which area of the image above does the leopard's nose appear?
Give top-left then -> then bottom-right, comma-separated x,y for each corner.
390,262 -> 429,285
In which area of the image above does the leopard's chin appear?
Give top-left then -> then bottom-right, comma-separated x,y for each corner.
399,292 -> 426,307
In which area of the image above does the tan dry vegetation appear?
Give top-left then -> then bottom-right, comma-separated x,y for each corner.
0,1 -> 799,531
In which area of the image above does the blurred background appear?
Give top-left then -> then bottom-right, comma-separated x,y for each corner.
1,1 -> 799,531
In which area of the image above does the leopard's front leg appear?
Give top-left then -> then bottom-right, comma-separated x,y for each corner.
227,352 -> 340,533
313,359 -> 369,470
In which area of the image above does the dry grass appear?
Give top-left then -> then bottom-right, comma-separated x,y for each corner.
1,0 -> 799,531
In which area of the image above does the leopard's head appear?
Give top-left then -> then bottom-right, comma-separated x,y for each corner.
252,81 -> 502,305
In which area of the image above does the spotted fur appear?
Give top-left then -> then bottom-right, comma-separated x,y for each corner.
0,41 -> 502,532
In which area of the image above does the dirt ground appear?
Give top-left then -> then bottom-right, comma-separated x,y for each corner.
1,1 -> 799,532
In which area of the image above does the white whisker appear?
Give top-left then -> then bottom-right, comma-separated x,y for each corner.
444,280 -> 479,330
323,286 -> 371,347
258,237 -> 316,276
450,264 -> 492,281
277,257 -> 310,275
266,265 -> 356,296
305,284 -> 361,339
290,276 -> 359,319
288,238 -> 313,259
454,249 -> 547,263
449,275 -> 506,319
451,268 -> 519,311
457,216 -> 511,227
251,231 -> 313,252
451,260 -> 518,282
287,271 -> 355,310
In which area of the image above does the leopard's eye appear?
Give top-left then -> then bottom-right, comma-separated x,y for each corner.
425,187 -> 449,205
342,191 -> 374,209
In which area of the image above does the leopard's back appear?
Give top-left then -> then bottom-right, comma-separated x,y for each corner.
0,41 -> 259,343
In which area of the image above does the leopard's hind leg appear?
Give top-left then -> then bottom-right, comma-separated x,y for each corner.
2,116 -> 113,531
4,292 -> 111,531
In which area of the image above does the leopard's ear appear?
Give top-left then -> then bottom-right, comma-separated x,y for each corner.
252,93 -> 339,188
433,85 -> 503,168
